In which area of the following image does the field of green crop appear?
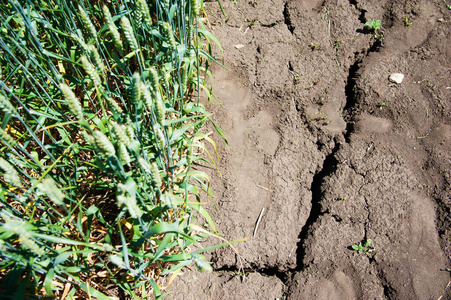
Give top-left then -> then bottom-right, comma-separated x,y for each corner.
0,0 -> 231,298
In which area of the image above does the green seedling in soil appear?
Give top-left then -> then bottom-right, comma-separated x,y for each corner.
352,239 -> 375,257
378,101 -> 388,109
321,7 -> 330,21
364,19 -> 382,31
306,79 -> 321,90
333,39 -> 343,48
317,96 -> 326,106
364,19 -> 383,39
293,74 -> 300,83
310,42 -> 319,50
402,15 -> 412,26
249,19 -> 259,28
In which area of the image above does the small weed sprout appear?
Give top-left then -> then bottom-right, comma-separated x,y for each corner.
364,19 -> 381,31
317,96 -> 325,105
292,72 -> 300,84
378,101 -> 387,109
309,42 -> 319,50
352,239 -> 375,257
402,15 -> 412,26
364,19 -> 383,39
333,39 -> 343,48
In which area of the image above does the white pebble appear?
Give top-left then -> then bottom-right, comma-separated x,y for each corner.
389,73 -> 404,84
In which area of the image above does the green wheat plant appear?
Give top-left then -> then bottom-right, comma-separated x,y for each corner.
0,0 -> 234,299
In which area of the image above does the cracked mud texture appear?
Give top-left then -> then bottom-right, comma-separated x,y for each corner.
168,0 -> 451,299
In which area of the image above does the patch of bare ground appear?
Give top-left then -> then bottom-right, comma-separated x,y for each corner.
168,0 -> 451,299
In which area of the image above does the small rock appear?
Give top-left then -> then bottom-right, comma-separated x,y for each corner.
389,73 -> 404,84
234,44 -> 245,49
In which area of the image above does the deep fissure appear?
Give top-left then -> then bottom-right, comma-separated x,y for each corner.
283,2 -> 295,34
343,41 -> 382,141
374,264 -> 397,299
349,0 -> 367,24
215,265 -> 292,284
295,141 -> 340,270
294,31 -> 384,271
343,56 -> 361,142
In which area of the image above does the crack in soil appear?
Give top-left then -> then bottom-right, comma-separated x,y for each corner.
343,56 -> 361,142
294,31 -> 385,272
216,265 -> 290,283
373,263 -> 397,298
349,0 -> 367,23
295,141 -> 340,270
343,40 -> 382,140
260,21 -> 279,28
283,2 -> 295,34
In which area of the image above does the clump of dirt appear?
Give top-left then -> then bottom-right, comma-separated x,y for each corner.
169,0 -> 451,298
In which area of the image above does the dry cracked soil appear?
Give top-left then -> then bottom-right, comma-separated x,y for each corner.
168,0 -> 451,299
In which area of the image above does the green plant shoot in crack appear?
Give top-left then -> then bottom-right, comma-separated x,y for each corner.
352,239 -> 375,257
364,19 -> 382,39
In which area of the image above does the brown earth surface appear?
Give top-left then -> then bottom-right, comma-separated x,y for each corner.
168,0 -> 451,299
